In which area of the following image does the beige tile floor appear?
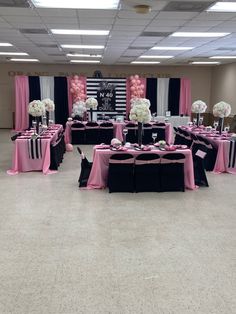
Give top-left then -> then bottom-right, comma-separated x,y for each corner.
0,129 -> 236,314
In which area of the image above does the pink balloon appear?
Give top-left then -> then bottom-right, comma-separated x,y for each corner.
140,84 -> 144,89
130,86 -> 135,91
66,143 -> 73,152
70,88 -> 74,93
134,74 -> 139,80
74,75 -> 79,80
131,79 -> 136,85
137,79 -> 141,85
130,75 -> 134,80
80,84 -> 84,89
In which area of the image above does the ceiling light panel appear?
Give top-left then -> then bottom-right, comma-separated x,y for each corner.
0,43 -> 13,46
171,32 -> 230,37
210,56 -> 236,59
10,58 -> 39,62
31,0 -> 119,9
51,29 -> 109,35
0,52 -> 28,55
61,44 -> 104,49
191,61 -> 220,64
207,2 -> 236,13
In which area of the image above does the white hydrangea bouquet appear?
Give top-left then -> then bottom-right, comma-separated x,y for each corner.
71,101 -> 87,118
42,98 -> 55,112
28,100 -> 45,117
85,97 -> 98,121
129,98 -> 151,123
129,98 -> 151,146
191,100 -> 207,113
85,97 -> 98,110
213,101 -> 231,118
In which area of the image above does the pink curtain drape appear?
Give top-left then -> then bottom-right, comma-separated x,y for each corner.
15,76 -> 29,131
126,77 -> 147,118
67,76 -> 87,115
179,78 -> 191,116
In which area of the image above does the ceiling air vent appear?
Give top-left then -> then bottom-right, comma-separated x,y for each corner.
0,0 -> 29,7
140,31 -> 172,37
216,47 -> 236,51
129,46 -> 151,50
163,1 -> 213,12
48,53 -> 65,56
20,29 -> 49,35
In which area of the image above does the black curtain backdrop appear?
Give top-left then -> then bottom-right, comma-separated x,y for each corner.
168,78 -> 180,116
28,76 -> 41,127
146,78 -> 157,114
54,77 -> 69,127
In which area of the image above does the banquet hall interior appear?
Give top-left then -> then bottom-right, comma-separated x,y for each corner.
0,0 -> 236,313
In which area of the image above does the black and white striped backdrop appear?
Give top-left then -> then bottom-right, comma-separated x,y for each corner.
86,78 -> 126,118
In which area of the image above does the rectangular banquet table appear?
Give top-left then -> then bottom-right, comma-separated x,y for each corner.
65,121 -> 173,144
181,126 -> 236,174
86,147 -> 196,190
8,124 -> 64,175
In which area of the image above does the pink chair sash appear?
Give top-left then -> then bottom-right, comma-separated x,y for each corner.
71,127 -> 85,131
161,158 -> 185,164
109,158 -> 135,164
135,159 -> 161,165
85,126 -> 100,129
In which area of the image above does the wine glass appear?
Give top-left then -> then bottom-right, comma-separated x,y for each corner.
224,125 -> 230,133
123,128 -> 128,144
199,117 -> 204,125
152,132 -> 157,144
32,120 -> 37,132
193,118 -> 197,126
213,121 -> 218,132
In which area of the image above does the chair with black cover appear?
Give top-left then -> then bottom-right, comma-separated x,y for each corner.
107,153 -> 135,192
77,147 -> 93,187
125,123 -> 138,143
192,147 -> 209,187
134,153 -> 161,192
50,134 -> 66,170
142,123 -> 153,144
180,129 -> 193,147
198,136 -> 217,171
152,123 -> 166,142
85,122 -> 100,144
11,132 -> 21,141
173,127 -> 182,145
71,122 -> 85,144
160,153 -> 186,192
99,122 -> 114,144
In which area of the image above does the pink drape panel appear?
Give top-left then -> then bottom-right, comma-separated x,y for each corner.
126,77 -> 146,118
15,76 -> 29,131
67,76 -> 87,115
179,78 -> 191,116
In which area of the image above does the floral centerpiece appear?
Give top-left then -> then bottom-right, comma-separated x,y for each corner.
158,140 -> 166,149
213,101 -> 231,134
28,100 -> 45,134
191,100 -> 207,126
129,98 -> 151,146
42,98 -> 55,125
71,101 -> 87,120
85,97 -> 98,121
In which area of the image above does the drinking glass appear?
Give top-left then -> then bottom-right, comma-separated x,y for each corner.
199,117 -> 204,125
213,121 -> 218,132
152,132 -> 157,144
193,118 -> 197,126
123,128 -> 128,144
32,121 -> 37,132
224,126 -> 230,133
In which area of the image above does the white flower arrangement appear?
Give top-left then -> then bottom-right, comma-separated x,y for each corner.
42,98 -> 55,112
213,101 -> 231,118
129,98 -> 151,123
28,100 -> 45,117
191,100 -> 207,113
85,97 -> 98,110
71,101 -> 87,118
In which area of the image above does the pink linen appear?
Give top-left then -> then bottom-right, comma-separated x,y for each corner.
179,78 -> 191,116
87,148 -> 196,190
181,126 -> 236,174
15,76 -> 29,131
7,125 -> 63,175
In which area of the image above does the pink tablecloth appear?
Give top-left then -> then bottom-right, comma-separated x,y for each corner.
65,121 -> 173,144
181,126 -> 236,174
7,124 -> 63,175
87,147 -> 196,190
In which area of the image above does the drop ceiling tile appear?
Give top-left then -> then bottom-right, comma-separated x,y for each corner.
0,8 -> 38,16
144,26 -> 177,32
117,10 -> 157,19
195,12 -> 236,20
114,18 -> 150,26
3,15 -> 42,23
35,8 -> 77,17
148,19 -> 187,27
41,17 -> 78,24
156,11 -> 198,20
77,10 -> 117,18
79,18 -> 114,25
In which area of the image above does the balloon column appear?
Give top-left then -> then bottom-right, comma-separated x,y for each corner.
129,74 -> 145,99
70,75 -> 86,102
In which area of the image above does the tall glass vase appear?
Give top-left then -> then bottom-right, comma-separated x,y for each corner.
46,111 -> 49,126
138,122 -> 143,147
196,113 -> 200,127
90,108 -> 93,121
219,117 -> 224,135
